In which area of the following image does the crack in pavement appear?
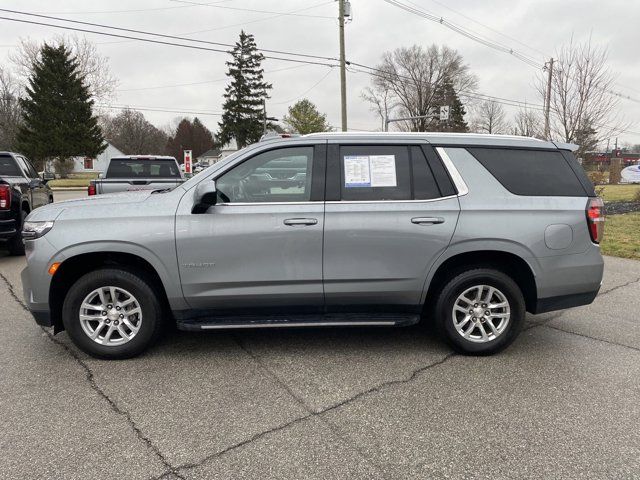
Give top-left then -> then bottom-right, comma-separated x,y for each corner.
232,335 -> 392,479
542,324 -> 640,353
597,276 -> 640,296
168,342 -> 456,477
0,273 -> 186,480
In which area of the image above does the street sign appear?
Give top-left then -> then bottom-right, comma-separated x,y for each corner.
184,150 -> 192,174
440,106 -> 450,121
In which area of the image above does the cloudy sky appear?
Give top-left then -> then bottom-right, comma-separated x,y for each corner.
1,0 -> 639,146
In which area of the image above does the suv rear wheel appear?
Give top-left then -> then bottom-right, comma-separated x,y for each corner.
62,268 -> 163,359
434,268 -> 525,355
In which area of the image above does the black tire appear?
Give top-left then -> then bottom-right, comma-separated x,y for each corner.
434,268 -> 525,355
62,268 -> 163,359
7,210 -> 27,256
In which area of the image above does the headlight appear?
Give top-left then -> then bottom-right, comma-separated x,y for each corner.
22,221 -> 54,240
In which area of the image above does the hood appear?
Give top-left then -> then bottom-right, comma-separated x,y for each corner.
27,189 -> 155,222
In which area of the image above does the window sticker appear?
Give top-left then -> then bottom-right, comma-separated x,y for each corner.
344,155 -> 371,187
344,154 -> 397,188
369,155 -> 397,187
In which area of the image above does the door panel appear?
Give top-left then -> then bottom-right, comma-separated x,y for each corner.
176,203 -> 324,311
323,198 -> 459,311
322,143 -> 460,312
175,144 -> 325,313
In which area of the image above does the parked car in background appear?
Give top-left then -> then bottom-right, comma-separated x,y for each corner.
0,152 -> 53,255
88,155 -> 184,195
21,133 -> 604,359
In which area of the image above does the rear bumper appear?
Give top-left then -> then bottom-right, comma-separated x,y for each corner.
532,289 -> 600,314
530,245 -> 604,314
0,218 -> 17,239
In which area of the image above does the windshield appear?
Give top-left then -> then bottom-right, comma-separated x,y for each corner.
0,155 -> 22,176
106,159 -> 181,179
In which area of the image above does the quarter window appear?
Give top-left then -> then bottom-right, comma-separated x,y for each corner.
216,147 -> 314,203
466,147 -> 588,196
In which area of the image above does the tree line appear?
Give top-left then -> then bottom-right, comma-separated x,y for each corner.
0,30 -> 629,171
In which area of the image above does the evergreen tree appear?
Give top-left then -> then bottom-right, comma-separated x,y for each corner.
430,77 -> 468,133
283,99 -> 331,134
17,44 -> 104,170
218,31 -> 272,149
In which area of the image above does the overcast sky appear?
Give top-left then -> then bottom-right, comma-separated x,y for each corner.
1,0 -> 639,146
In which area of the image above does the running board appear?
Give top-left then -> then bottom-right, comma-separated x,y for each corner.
177,314 -> 420,332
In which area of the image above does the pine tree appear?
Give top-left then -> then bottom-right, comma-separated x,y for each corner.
431,77 -> 468,133
283,99 -> 331,134
218,31 -> 272,149
17,44 -> 104,170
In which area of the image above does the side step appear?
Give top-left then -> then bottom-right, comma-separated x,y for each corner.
177,314 -> 420,332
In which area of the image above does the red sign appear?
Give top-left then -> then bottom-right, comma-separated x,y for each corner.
184,150 -> 192,174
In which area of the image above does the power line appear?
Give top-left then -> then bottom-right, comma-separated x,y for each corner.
0,15 -> 340,67
117,64 -> 312,93
97,104 -> 223,116
168,0 -> 335,19
270,67 -> 335,105
380,0 -> 543,69
381,0 -> 640,105
32,0 -> 234,16
0,8 -> 340,63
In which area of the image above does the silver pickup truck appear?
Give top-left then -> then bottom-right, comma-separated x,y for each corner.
88,156 -> 184,195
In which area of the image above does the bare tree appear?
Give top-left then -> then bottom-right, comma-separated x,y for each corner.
100,109 -> 168,155
512,106 -> 542,138
0,67 -> 22,150
10,34 -> 117,104
537,38 -> 626,148
471,100 -> 508,134
363,44 -> 477,131
361,86 -> 396,131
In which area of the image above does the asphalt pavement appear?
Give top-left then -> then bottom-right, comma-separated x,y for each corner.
1,198 -> 639,478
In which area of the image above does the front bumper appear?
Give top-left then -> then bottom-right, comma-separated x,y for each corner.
21,265 -> 53,327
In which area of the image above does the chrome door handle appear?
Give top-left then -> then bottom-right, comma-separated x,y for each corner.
284,218 -> 318,226
411,217 -> 445,225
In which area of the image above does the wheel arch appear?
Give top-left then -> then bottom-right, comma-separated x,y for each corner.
423,248 -> 538,313
48,251 -> 175,333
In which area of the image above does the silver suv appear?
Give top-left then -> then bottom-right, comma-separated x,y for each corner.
21,133 -> 605,359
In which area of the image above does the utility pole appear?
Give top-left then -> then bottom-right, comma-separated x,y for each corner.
543,57 -> 554,141
338,0 -> 347,132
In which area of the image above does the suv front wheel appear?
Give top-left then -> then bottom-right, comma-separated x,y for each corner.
435,268 -> 525,355
62,268 -> 163,359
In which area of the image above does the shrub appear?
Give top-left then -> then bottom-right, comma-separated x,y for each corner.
587,170 -> 607,185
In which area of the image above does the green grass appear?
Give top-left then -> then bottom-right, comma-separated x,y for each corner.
48,178 -> 91,188
600,212 -> 640,260
597,184 -> 640,202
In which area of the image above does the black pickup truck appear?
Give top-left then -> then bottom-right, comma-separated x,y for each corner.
0,152 -> 53,255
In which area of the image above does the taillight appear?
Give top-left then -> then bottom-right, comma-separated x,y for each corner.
586,197 -> 605,243
0,184 -> 11,209
88,183 -> 96,196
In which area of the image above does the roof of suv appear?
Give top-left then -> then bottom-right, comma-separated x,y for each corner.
110,155 -> 177,160
300,132 -> 577,151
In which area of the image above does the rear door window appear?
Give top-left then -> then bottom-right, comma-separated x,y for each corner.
466,148 -> 588,196
339,145 -> 412,201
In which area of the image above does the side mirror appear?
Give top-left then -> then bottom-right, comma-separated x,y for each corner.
192,180 -> 217,214
41,172 -> 55,183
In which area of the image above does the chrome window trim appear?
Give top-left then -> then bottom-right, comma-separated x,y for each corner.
214,196 -> 458,207
325,195 -> 457,205
435,146 -> 469,196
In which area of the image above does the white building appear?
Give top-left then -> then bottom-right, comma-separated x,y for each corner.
47,142 -> 124,175
196,139 -> 239,166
